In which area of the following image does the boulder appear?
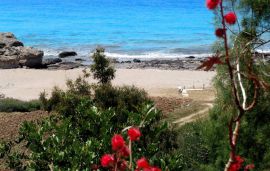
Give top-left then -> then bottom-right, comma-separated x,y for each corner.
0,55 -> 20,69
47,62 -> 82,70
42,58 -> 62,65
17,47 -> 44,68
133,58 -> 141,63
0,32 -> 43,68
0,32 -> 24,47
59,51 -> 77,58
185,56 -> 195,59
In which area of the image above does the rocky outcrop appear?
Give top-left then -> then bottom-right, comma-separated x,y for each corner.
59,51 -> 77,58
0,32 -> 43,68
42,57 -> 62,65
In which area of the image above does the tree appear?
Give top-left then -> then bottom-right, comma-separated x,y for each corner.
90,47 -> 115,84
203,0 -> 270,170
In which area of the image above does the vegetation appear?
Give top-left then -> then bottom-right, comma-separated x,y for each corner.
90,47 -> 115,85
0,48 -> 181,170
0,98 -> 41,112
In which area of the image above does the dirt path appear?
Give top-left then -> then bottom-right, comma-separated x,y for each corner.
172,103 -> 213,126
0,111 -> 49,141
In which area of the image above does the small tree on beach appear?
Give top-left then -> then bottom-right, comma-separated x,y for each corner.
90,47 -> 115,84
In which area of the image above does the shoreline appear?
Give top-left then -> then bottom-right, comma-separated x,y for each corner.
0,68 -> 216,101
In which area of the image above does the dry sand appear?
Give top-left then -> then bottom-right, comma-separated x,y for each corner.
0,68 -> 216,100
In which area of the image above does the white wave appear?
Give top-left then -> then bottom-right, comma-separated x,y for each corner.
103,52 -> 213,59
256,49 -> 270,54
41,47 -> 213,60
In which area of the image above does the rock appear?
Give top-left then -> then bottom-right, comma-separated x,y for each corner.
59,51 -> 77,58
0,32 -> 24,47
75,58 -> 85,62
185,56 -> 195,59
0,55 -> 20,69
42,58 -> 62,65
0,32 -> 43,68
0,43 -> 6,48
47,62 -> 82,70
133,58 -> 141,63
17,47 -> 43,68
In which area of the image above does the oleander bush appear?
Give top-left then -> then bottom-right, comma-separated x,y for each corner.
0,98 -> 41,112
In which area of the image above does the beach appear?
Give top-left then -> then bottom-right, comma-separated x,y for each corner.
0,68 -> 215,100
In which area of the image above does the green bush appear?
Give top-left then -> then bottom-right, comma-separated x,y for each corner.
0,98 -> 41,112
6,99 -> 177,170
4,71 -> 180,170
94,84 -> 150,112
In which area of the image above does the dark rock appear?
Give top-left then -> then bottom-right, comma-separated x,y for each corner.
47,62 -> 82,70
42,58 -> 62,65
185,56 -> 195,59
75,58 -> 85,62
59,51 -> 77,58
10,41 -> 24,47
0,42 -> 6,48
133,58 -> 141,63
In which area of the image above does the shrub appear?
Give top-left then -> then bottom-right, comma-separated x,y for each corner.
0,98 -> 41,112
90,47 -> 115,84
5,100 -> 178,170
94,84 -> 150,112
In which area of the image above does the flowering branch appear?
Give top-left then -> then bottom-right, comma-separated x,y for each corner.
204,0 -> 266,170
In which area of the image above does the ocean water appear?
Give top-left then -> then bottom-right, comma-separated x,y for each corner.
0,0 -> 217,58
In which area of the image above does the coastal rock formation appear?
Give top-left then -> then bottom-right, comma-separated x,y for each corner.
59,51 -> 77,58
0,32 -> 43,69
42,57 -> 62,65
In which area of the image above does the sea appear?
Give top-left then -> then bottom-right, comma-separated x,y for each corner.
1,0 -> 267,60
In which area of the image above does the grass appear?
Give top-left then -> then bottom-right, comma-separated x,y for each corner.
0,98 -> 41,112
165,101 -> 208,123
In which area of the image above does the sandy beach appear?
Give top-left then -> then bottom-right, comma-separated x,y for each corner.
0,68 -> 215,100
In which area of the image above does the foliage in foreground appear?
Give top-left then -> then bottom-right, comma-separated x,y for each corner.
4,82 -> 177,170
1,69 -> 181,170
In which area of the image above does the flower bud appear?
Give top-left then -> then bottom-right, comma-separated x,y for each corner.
112,134 -> 125,151
206,0 -> 220,10
100,154 -> 114,167
224,12 -> 237,25
215,28 -> 225,38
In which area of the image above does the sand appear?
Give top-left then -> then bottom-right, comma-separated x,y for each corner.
0,68 -> 216,100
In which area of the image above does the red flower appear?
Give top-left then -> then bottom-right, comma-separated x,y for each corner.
229,156 -> 245,171
235,156 -> 244,164
128,127 -> 141,141
112,134 -> 125,151
100,154 -> 114,167
245,164 -> 255,171
215,28 -> 225,38
119,160 -> 128,171
206,0 -> 220,10
224,12 -> 237,25
137,157 -> 150,169
150,167 -> 162,171
119,145 -> 130,157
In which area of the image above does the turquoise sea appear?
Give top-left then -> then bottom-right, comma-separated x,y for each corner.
0,0 -> 217,58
